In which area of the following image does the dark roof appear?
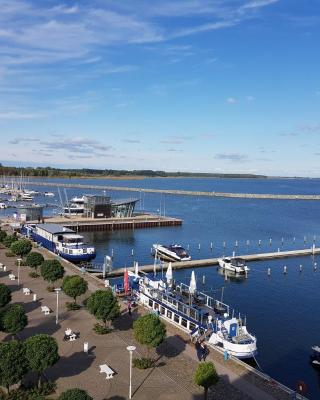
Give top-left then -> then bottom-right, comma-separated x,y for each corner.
111,198 -> 139,206
36,223 -> 74,235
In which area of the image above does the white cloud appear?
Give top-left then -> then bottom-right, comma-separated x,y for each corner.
226,97 -> 236,104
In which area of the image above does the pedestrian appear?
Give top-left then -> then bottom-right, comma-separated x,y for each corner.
128,301 -> 132,316
200,341 -> 208,361
195,340 -> 202,361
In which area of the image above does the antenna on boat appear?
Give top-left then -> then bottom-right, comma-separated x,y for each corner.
153,248 -> 158,277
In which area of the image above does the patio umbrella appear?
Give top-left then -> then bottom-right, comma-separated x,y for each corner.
189,270 -> 197,295
124,268 -> 129,294
166,262 -> 173,283
134,261 -> 139,277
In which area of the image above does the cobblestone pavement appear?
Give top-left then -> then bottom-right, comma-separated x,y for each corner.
0,238 -> 292,400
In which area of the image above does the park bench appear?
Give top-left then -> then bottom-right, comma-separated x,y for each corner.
99,364 -> 115,379
23,288 -> 31,295
41,306 -> 51,315
8,274 -> 15,280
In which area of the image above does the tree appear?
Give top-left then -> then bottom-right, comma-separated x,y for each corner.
62,275 -> 88,304
58,388 -> 93,400
25,334 -> 59,387
3,235 -> 18,248
0,230 -> 7,242
25,252 -> 44,272
40,260 -> 64,286
194,361 -> 219,400
2,304 -> 28,337
133,314 -> 166,358
0,340 -> 27,393
10,239 -> 32,257
0,284 -> 11,308
86,290 -> 120,327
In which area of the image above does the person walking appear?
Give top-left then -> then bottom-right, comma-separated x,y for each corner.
200,341 -> 208,361
195,340 -> 202,361
128,300 -> 132,316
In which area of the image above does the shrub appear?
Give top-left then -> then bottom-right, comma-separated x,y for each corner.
0,284 -> 11,308
3,235 -> 18,248
133,357 -> 155,369
46,286 -> 55,292
14,259 -> 27,266
66,302 -> 80,311
58,388 -> 93,400
93,323 -> 111,335
10,240 -> 32,257
5,252 -> 14,257
0,231 -> 7,242
29,272 -> 40,279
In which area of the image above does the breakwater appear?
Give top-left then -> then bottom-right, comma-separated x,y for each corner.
26,180 -> 320,200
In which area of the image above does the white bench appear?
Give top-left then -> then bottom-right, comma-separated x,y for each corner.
8,274 -> 15,280
99,364 -> 115,379
23,288 -> 31,295
41,306 -> 51,315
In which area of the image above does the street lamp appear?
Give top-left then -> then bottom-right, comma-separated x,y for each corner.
127,345 -> 136,399
54,288 -> 61,325
17,258 -> 22,285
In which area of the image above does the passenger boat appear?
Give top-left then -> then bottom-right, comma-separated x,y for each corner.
135,272 -> 257,359
152,244 -> 191,262
63,196 -> 85,215
310,346 -> 320,369
218,257 -> 249,274
22,223 -> 96,263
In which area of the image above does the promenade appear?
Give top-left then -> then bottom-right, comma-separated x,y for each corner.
0,238 -> 299,400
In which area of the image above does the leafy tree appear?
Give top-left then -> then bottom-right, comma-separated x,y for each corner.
25,334 -> 59,388
0,230 -> 7,242
25,252 -> 44,272
10,239 -> 32,257
194,361 -> 219,400
3,235 -> 18,248
0,340 -> 27,393
86,290 -> 120,327
62,275 -> 88,304
2,304 -> 28,337
58,388 -> 93,400
133,314 -> 166,358
0,284 -> 11,308
40,260 -> 64,286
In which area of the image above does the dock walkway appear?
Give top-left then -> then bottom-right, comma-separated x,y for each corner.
107,247 -> 320,277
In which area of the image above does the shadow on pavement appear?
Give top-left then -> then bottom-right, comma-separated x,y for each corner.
48,350 -> 96,380
156,334 -> 187,359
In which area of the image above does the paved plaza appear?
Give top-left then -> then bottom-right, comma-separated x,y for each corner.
0,242 -> 289,400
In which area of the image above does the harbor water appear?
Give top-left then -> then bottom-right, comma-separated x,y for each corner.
2,177 -> 320,399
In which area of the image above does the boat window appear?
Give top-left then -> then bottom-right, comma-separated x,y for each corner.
174,314 -> 180,324
148,299 -> 153,308
83,248 -> 87,253
181,318 -> 188,328
166,310 -> 172,319
189,322 -> 196,331
189,309 -> 197,319
160,306 -> 165,315
154,303 -> 159,310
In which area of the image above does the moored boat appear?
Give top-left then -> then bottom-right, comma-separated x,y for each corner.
152,243 -> 191,261
310,346 -> 320,369
135,271 -> 257,359
218,257 -> 249,274
22,223 -> 96,263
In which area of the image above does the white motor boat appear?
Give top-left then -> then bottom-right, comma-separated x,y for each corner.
152,244 -> 191,262
218,257 -> 249,274
44,192 -> 55,197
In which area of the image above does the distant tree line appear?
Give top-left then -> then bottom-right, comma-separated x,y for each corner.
0,164 -> 266,179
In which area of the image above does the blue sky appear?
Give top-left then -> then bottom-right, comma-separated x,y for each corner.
0,0 -> 319,176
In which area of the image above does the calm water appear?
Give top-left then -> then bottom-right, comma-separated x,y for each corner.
3,177 -> 320,398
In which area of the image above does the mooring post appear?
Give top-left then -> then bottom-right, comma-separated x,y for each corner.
283,266 -> 287,274
267,268 -> 271,276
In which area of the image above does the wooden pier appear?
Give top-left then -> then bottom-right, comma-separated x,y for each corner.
41,214 -> 182,232
106,247 -> 320,277
26,180 -> 320,200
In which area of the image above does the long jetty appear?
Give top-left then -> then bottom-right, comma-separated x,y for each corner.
106,247 -> 320,277
25,180 -> 320,200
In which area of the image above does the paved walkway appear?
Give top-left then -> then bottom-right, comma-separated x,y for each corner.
0,236 -> 294,400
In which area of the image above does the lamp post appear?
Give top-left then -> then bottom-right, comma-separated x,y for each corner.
17,258 -> 22,285
54,288 -> 61,325
127,345 -> 136,399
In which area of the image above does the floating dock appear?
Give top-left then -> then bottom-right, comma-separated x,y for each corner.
41,214 -> 182,232
106,247 -> 320,277
26,180 -> 320,200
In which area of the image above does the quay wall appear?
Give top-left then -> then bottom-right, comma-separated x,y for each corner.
26,180 -> 320,200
